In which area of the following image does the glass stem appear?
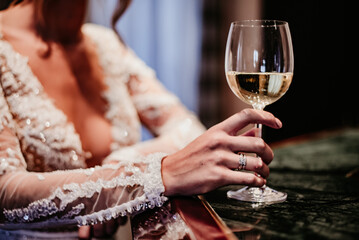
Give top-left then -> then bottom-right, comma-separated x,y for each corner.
253,106 -> 266,188
255,123 -> 262,138
254,122 -> 266,188
253,104 -> 264,139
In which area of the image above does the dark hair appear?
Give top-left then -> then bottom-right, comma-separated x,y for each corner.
111,0 -> 132,44
0,0 -> 23,11
1,0 -> 132,44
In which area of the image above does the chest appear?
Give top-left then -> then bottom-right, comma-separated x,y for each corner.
0,34 -> 141,170
21,39 -> 112,161
14,37 -> 106,114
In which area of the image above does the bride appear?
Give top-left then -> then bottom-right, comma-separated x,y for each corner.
0,0 -> 281,238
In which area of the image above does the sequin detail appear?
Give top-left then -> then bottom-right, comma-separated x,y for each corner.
3,199 -> 58,223
3,153 -> 167,225
0,23 -> 204,229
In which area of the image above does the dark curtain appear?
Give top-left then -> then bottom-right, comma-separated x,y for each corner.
264,0 -> 358,142
198,0 -> 223,128
199,0 -> 358,142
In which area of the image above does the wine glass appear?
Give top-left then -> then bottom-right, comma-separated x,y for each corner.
225,20 -> 294,204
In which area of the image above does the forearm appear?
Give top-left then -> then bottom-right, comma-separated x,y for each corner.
0,153 -> 167,228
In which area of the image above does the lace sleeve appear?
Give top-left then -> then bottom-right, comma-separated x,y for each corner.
0,83 -> 27,175
124,49 -> 206,150
0,153 -> 168,229
0,85 -> 168,229
82,24 -> 206,153
101,46 -> 207,162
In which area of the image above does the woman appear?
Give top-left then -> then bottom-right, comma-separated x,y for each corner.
0,0 -> 282,238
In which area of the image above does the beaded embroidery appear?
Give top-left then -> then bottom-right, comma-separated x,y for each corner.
0,23 -> 204,228
2,153 -> 167,225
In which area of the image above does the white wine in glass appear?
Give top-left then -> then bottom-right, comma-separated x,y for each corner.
225,20 -> 294,204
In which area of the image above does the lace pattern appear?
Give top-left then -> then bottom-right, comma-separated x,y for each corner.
83,24 -> 144,150
3,153 -> 167,226
0,23 -> 205,230
133,202 -> 193,240
0,40 -> 86,172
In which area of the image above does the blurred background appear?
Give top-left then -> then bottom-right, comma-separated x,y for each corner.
87,0 -> 358,143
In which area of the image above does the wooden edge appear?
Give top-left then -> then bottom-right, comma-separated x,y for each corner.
197,195 -> 237,240
172,196 -> 237,240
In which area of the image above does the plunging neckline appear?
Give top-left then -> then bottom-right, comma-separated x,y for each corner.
0,24 -> 112,158
0,23 -> 142,168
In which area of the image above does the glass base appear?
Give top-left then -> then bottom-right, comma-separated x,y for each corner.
227,186 -> 287,205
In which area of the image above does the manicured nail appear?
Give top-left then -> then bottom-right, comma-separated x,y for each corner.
275,118 -> 282,128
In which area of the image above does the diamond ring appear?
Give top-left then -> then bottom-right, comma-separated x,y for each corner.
238,153 -> 247,171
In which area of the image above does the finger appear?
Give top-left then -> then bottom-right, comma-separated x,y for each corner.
243,156 -> 270,178
93,223 -> 105,238
224,169 -> 267,187
227,136 -> 274,164
217,109 -> 282,135
240,128 -> 259,137
78,225 -> 91,240
222,153 -> 270,178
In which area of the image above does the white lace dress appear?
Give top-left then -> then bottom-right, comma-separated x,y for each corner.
0,23 -> 205,235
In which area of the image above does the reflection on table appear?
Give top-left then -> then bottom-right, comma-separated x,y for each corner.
204,128 -> 359,240
132,196 -> 237,240
132,128 -> 359,240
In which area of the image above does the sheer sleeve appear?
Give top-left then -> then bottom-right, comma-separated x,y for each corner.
0,154 -> 167,229
106,38 -> 206,158
82,24 -> 206,155
0,87 -> 168,229
124,51 -> 206,151
82,24 -> 206,161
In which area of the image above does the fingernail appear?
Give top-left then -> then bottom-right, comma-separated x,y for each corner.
275,118 -> 282,128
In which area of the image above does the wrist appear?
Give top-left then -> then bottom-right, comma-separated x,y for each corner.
161,155 -> 176,197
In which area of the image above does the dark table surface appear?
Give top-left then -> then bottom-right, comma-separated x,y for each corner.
203,128 -> 359,240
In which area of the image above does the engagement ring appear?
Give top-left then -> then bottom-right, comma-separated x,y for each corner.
238,153 -> 247,171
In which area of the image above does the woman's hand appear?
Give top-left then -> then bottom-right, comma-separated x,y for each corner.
161,109 -> 282,196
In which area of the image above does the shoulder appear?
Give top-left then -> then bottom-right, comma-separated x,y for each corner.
82,23 -> 125,51
0,35 -> 12,56
82,23 -> 116,37
83,23 -> 155,78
